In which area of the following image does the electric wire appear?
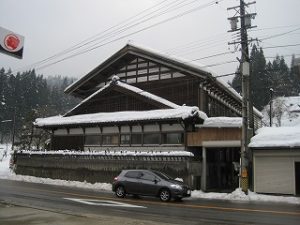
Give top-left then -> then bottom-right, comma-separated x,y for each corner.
34,0 -> 224,71
16,0 -> 223,72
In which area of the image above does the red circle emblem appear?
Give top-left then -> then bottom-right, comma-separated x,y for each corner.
4,34 -> 20,51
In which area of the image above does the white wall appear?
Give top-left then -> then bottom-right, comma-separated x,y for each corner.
253,150 -> 300,195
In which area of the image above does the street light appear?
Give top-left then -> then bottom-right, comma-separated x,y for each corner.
269,88 -> 274,127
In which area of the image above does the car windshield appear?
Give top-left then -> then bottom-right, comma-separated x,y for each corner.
152,171 -> 173,180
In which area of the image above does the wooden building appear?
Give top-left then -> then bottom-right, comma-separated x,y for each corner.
33,43 -> 262,191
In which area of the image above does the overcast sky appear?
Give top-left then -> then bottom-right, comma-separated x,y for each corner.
1,0 -> 300,83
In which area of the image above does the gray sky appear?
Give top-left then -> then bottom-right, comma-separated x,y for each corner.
1,0 -> 300,83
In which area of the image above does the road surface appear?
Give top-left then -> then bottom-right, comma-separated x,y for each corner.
0,179 -> 299,225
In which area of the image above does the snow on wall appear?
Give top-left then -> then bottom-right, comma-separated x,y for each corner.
16,149 -> 194,157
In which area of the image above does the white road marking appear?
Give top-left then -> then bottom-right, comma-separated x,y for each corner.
64,198 -> 146,208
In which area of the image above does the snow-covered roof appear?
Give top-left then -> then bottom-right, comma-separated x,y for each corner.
200,117 -> 242,128
35,106 -> 207,128
65,75 -> 179,116
249,126 -> 300,148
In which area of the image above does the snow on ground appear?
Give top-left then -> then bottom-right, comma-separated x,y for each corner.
261,96 -> 300,127
0,144 -> 299,205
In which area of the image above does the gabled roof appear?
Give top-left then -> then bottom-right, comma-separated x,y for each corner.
63,43 -> 262,118
64,76 -> 179,116
35,106 -> 207,128
64,43 -> 211,97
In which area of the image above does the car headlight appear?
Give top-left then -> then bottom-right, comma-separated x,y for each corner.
170,184 -> 183,190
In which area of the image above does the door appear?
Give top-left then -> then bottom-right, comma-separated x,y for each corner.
138,171 -> 159,196
295,162 -> 300,195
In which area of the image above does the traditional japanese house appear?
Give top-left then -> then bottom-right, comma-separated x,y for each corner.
23,43 -> 263,190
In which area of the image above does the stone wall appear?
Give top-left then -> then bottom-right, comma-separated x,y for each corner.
14,153 -> 202,188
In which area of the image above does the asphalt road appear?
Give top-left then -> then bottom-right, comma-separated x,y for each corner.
0,179 -> 299,225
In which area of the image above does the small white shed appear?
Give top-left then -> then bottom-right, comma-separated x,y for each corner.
249,127 -> 300,195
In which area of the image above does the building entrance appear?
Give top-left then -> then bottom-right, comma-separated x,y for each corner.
206,147 -> 240,192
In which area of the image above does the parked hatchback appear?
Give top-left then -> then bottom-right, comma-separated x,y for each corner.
112,169 -> 191,201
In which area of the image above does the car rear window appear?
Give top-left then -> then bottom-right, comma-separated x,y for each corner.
124,171 -> 141,178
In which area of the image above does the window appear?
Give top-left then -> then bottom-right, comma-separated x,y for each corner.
120,134 -> 130,145
102,134 -> 119,145
125,171 -> 142,178
85,135 -> 101,145
131,134 -> 142,145
143,133 -> 160,145
162,133 -> 183,145
140,171 -> 156,181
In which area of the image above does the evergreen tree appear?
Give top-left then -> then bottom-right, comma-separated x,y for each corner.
290,55 -> 300,95
249,45 -> 270,110
268,55 -> 291,97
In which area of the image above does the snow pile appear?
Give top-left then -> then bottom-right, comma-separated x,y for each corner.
201,117 -> 242,128
262,96 -> 300,127
0,144 -> 11,177
17,150 -> 195,157
249,126 -> 300,148
2,173 -> 112,191
35,106 -> 207,127
192,188 -> 300,204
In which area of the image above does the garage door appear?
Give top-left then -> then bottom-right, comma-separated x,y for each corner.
254,155 -> 294,195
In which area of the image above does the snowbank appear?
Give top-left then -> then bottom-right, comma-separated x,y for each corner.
192,189 -> 300,205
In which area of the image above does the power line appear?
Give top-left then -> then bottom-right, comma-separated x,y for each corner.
34,0 -> 223,71
260,27 -> 300,41
16,0 -> 223,73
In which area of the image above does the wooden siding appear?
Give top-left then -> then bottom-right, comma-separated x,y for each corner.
187,127 -> 242,146
73,89 -> 159,114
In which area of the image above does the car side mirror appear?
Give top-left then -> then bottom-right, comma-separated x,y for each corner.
154,179 -> 158,184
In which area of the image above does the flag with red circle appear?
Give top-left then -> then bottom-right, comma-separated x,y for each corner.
0,26 -> 24,59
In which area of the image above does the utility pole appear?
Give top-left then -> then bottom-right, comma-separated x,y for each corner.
228,0 -> 256,193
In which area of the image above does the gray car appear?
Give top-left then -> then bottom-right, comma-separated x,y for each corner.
112,169 -> 191,202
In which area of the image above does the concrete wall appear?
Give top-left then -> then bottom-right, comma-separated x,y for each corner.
14,153 -> 201,188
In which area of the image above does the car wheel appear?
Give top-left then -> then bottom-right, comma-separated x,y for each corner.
115,186 -> 126,198
159,189 -> 171,202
